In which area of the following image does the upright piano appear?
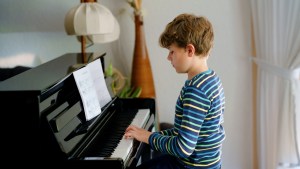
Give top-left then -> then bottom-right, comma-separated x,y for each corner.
0,53 -> 155,168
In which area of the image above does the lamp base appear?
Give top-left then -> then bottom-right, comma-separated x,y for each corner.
67,63 -> 87,74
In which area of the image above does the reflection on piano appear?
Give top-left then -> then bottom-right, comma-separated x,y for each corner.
0,53 -> 155,168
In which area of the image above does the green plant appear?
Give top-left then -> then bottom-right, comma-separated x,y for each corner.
105,62 -> 141,98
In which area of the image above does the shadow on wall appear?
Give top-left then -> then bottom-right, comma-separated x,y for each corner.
0,53 -> 41,81
0,53 -> 41,68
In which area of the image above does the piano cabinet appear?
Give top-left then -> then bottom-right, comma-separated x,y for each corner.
0,53 -> 156,168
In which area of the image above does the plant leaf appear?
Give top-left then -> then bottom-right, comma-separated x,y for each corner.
131,87 -> 142,98
105,62 -> 113,77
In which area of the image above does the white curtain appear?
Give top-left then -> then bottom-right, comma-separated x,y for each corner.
250,0 -> 300,169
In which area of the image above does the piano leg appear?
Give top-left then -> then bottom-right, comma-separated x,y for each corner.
127,123 -> 154,168
140,144 -> 152,163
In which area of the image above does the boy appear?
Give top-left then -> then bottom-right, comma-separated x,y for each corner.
125,13 -> 226,169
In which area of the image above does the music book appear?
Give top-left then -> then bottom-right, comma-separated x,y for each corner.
72,58 -> 111,121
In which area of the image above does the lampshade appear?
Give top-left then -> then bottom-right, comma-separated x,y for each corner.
64,2 -> 115,35
85,16 -> 120,44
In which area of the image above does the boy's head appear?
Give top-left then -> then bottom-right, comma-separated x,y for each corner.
159,13 -> 214,57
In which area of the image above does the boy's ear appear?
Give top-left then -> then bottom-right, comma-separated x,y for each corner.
186,44 -> 195,57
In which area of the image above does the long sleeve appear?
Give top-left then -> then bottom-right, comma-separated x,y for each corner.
148,69 -> 226,168
149,87 -> 209,158
159,128 -> 176,136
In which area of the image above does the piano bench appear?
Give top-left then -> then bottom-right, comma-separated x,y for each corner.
159,122 -> 174,131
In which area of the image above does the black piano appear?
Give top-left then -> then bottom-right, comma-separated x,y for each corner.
0,53 -> 155,168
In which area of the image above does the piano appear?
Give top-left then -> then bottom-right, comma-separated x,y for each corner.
0,53 -> 155,168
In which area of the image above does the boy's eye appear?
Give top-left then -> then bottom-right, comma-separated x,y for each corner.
169,51 -> 174,55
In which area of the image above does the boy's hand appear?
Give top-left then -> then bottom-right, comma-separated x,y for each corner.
124,125 -> 152,144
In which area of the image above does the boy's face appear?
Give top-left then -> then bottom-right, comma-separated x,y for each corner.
167,43 -> 191,74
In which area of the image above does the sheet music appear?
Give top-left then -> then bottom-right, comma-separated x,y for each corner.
73,66 -> 101,121
86,59 -> 112,107
72,58 -> 111,121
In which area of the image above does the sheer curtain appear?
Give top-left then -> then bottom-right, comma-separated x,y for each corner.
250,0 -> 300,169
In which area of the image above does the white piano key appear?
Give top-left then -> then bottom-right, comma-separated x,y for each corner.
110,109 -> 150,162
130,109 -> 151,128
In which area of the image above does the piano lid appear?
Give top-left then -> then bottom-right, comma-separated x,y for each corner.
0,53 -> 105,93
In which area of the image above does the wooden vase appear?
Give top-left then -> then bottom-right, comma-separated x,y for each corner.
131,14 -> 156,98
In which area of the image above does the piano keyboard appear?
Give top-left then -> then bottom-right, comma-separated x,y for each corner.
83,108 -> 150,165
111,109 -> 150,162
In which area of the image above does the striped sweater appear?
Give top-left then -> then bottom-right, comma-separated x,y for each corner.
149,69 -> 225,168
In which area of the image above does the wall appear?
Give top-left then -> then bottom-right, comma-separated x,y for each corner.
0,0 -> 253,168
